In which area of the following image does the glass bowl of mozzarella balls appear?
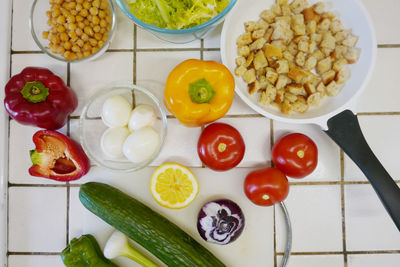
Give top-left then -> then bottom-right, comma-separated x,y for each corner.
79,84 -> 167,172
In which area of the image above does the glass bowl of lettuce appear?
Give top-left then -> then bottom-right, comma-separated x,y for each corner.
116,0 -> 237,43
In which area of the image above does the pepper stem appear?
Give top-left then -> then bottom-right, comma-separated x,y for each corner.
189,78 -> 216,104
21,81 -> 49,103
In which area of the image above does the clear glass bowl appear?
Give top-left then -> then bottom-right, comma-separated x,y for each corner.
116,0 -> 237,43
30,0 -> 116,63
79,84 -> 168,172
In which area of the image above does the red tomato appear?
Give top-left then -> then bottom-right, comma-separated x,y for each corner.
197,123 -> 245,171
272,133 -> 318,179
244,167 -> 289,206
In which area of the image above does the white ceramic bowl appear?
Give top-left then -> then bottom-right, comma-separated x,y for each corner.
221,0 -> 376,129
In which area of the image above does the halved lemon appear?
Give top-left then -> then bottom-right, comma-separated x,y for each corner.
150,163 -> 199,209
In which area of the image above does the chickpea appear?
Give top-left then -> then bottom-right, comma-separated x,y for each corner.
55,0 -> 63,5
89,7 -> 98,16
93,25 -> 100,33
89,38 -> 97,46
83,1 -> 91,10
68,23 -> 77,31
92,15 -> 100,25
76,39 -> 84,47
50,26 -> 58,34
64,41 -> 72,50
102,32 -> 108,42
71,45 -> 81,53
75,28 -> 83,36
71,10 -> 78,16
76,3 -> 83,11
51,4 -> 60,11
92,0 -> 100,8
69,30 -> 78,40
81,33 -> 89,41
46,11 -> 52,18
51,35 -> 61,45
76,0 -> 83,3
47,20 -> 54,27
106,15 -> 112,23
56,15 -> 66,24
83,43 -> 91,51
80,9 -> 89,17
91,47 -> 98,54
76,15 -> 84,22
84,26 -> 94,36
97,40 -> 104,48
49,43 -> 57,53
60,32 -> 69,41
56,46 -> 65,55
53,9 -> 61,17
69,52 -> 77,61
76,52 -> 84,59
57,25 -> 66,33
100,0 -> 108,10
99,19 -> 106,27
98,10 -> 105,18
100,28 -> 105,34
94,32 -> 102,40
83,50 -> 91,57
42,31 -> 49,39
78,22 -> 85,29
67,2 -> 76,9
66,15 -> 75,23
83,19 -> 90,26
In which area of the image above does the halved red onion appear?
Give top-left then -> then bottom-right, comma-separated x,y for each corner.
197,199 -> 245,245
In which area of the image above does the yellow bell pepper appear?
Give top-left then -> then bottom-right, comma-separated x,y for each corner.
164,59 -> 235,127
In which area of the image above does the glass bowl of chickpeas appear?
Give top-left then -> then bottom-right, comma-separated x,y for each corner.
30,0 -> 116,62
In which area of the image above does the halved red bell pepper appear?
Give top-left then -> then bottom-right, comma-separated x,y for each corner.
4,67 -> 77,130
29,130 -> 90,182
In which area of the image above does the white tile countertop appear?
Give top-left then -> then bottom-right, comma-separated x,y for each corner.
1,0 -> 400,267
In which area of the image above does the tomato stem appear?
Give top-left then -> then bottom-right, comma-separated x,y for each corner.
297,150 -> 305,159
218,143 -> 227,152
262,194 -> 270,200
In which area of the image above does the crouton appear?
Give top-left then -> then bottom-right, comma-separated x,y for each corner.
310,33 -> 322,44
316,82 -> 326,97
318,18 -> 331,32
295,51 -> 306,67
326,80 -> 341,96
304,82 -> 316,94
317,57 -> 332,75
298,39 -> 309,52
344,47 -> 361,64
287,83 -> 305,95
250,38 -> 267,51
292,100 -> 309,113
264,27 -> 274,42
236,32 -> 253,47
336,67 -> 351,84
264,44 -> 283,60
332,58 -> 347,72
276,74 -> 291,89
290,0 -> 309,14
256,19 -> 270,30
305,56 -> 317,70
287,41 -> 298,55
261,83 -> 277,104
281,100 -> 293,114
335,30 -> 350,43
253,50 -> 269,70
321,70 -> 336,85
245,51 -> 254,67
342,34 -> 359,47
283,51 -> 295,61
266,67 -> 279,84
302,7 -> 319,23
244,21 -> 257,32
260,9 -> 276,23
235,65 -> 247,77
238,46 -> 250,56
285,92 -> 298,103
288,67 -> 310,83
276,59 -> 290,74
252,29 -> 267,40
307,92 -> 321,106
320,32 -> 336,50
330,19 -> 343,34
243,68 -> 256,84
313,2 -> 325,14
312,49 -> 325,61
334,45 -> 348,59
307,20 -> 317,34
236,57 -> 246,67
248,81 -> 260,95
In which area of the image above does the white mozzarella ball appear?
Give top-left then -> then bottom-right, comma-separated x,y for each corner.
128,104 -> 157,131
100,127 -> 130,158
102,95 -> 132,127
123,127 -> 160,163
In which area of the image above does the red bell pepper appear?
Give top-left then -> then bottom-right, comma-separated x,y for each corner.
29,130 -> 90,182
4,67 -> 77,130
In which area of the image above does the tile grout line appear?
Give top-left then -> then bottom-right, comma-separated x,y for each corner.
66,62 -> 71,246
270,120 -> 277,267
7,4 -> 13,258
200,39 -> 206,168
275,250 -> 400,256
340,149 -> 348,267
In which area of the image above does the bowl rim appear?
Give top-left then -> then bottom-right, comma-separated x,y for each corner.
116,0 -> 237,34
30,0 -> 117,63
79,84 -> 168,172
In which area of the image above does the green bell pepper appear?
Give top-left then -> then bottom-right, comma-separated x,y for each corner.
61,234 -> 118,267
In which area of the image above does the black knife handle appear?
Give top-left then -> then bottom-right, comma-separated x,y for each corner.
324,110 -> 400,231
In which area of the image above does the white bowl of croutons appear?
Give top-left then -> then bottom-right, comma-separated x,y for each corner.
221,0 -> 376,129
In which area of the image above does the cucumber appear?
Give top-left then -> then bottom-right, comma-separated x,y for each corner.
79,182 -> 225,267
